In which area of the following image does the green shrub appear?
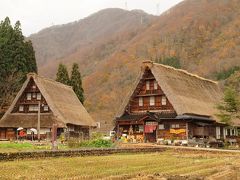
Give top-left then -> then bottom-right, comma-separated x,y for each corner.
82,139 -> 112,148
67,138 -> 112,148
155,57 -> 181,69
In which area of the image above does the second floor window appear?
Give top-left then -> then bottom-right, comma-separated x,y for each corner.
139,97 -> 143,106
27,93 -> 31,100
150,96 -> 155,106
43,105 -> 49,111
154,80 -> 158,90
32,93 -> 36,98
162,96 -> 167,105
19,105 -> 24,112
146,81 -> 150,90
37,93 -> 41,100
29,105 -> 39,112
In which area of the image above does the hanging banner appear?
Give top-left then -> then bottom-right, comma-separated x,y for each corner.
170,129 -> 186,134
144,125 -> 157,133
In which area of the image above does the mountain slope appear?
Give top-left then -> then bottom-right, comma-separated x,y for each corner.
30,0 -> 240,132
30,8 -> 155,77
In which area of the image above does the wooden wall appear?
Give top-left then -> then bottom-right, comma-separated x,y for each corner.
12,78 -> 51,114
127,69 -> 175,113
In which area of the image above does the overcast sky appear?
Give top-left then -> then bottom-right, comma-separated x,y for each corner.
0,0 -> 183,36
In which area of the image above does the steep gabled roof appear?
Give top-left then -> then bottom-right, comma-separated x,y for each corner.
117,61 -> 223,121
0,73 -> 96,128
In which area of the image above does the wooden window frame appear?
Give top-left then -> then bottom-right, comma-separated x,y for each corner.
150,96 -> 155,106
159,124 -> 164,130
139,97 -> 143,107
171,124 -> 179,129
27,93 -> 31,100
36,93 -> 41,100
19,105 -> 24,112
146,81 -> 150,90
154,80 -> 158,90
29,105 -> 39,112
161,96 -> 167,105
43,105 -> 49,111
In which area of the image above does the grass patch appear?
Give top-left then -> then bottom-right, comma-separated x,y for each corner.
0,142 -> 34,152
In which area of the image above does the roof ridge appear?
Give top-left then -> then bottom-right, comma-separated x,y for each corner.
28,73 -> 73,89
152,63 -> 218,84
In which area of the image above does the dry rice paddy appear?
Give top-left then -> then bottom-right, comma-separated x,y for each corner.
0,150 -> 240,179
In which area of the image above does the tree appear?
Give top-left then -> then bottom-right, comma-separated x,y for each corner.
217,87 -> 240,125
70,63 -> 85,104
0,17 -> 37,111
56,63 -> 70,85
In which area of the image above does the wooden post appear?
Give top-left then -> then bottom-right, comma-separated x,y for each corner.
37,101 -> 41,142
117,124 -> 119,140
186,122 -> 189,141
52,124 -> 58,150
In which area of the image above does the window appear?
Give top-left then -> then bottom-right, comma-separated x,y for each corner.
154,80 -> 158,90
27,93 -> 31,100
139,97 -> 143,106
37,93 -> 41,100
32,93 -> 36,98
159,124 -> 164,130
171,124 -> 180,128
29,105 -> 39,112
19,105 -> 24,112
216,127 -> 221,139
43,105 -> 49,111
150,96 -> 155,106
138,125 -> 144,132
32,85 -> 36,89
146,81 -> 150,90
161,96 -> 167,105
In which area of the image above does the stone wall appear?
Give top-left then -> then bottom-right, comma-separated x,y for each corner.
0,147 -> 167,161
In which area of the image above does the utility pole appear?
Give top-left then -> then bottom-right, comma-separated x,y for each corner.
37,101 -> 41,142
156,3 -> 160,15
125,1 -> 128,10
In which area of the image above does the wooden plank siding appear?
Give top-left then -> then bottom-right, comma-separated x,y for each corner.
128,69 -> 175,113
11,78 -> 50,114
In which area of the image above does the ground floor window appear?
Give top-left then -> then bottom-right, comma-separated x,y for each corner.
159,124 -> 164,130
171,124 -> 179,129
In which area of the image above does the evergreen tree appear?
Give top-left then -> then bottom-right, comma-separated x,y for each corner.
217,87 -> 240,125
0,17 -> 37,111
56,63 -> 70,85
70,63 -> 85,104
156,56 -> 181,69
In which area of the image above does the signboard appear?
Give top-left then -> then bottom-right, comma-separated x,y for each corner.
170,129 -> 186,134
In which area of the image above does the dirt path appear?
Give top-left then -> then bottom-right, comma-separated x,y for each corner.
118,143 -> 240,154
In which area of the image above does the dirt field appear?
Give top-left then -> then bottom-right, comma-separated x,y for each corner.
0,150 -> 240,179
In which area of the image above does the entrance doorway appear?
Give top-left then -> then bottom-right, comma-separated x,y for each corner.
145,130 -> 156,142
144,122 -> 157,142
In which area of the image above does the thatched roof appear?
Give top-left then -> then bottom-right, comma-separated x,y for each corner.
0,113 -> 62,128
117,61 -> 223,122
0,73 -> 96,128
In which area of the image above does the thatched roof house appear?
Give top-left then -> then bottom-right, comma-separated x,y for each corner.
0,73 -> 96,129
117,61 -> 222,121
115,61 -> 238,142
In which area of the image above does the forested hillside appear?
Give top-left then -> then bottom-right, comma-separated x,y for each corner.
30,0 -> 240,132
